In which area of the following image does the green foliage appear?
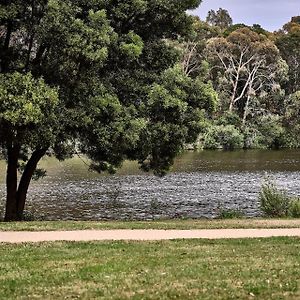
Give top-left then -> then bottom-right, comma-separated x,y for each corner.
282,91 -> 300,148
0,0 -> 208,172
204,25 -> 290,146
206,8 -> 233,29
206,27 -> 287,114
120,31 -> 144,58
276,19 -> 300,93
0,72 -> 58,126
203,125 -> 244,150
224,23 -> 269,37
0,72 -> 59,149
216,111 -> 241,127
288,198 -> 300,218
241,126 -> 259,149
254,115 -> 285,149
1,0 -> 217,220
259,180 -> 290,218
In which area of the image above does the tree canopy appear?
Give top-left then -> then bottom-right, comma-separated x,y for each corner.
206,28 -> 288,122
276,19 -> 300,94
0,0 -> 219,221
206,8 -> 233,29
176,13 -> 300,150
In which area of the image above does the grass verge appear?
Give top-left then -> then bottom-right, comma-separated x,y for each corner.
0,219 -> 300,231
0,238 -> 299,299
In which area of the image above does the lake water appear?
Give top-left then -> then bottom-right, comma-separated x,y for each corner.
0,150 -> 300,220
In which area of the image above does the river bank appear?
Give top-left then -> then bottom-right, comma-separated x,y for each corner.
1,219 -> 300,231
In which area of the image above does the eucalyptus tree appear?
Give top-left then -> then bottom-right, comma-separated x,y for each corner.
180,16 -> 220,78
205,28 -> 288,124
206,8 -> 232,30
0,0 -> 218,221
276,17 -> 300,94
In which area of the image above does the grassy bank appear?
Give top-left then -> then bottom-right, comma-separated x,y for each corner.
0,238 -> 299,299
0,218 -> 300,231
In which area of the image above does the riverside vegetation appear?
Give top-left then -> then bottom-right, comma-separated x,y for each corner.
259,179 -> 300,218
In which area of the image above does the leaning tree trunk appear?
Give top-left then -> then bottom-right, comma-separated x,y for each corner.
4,146 -> 47,222
16,148 -> 47,220
4,144 -> 20,221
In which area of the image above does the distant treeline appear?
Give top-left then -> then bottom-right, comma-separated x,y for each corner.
178,9 -> 300,150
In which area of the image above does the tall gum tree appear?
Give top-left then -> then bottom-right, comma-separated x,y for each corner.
206,8 -> 233,30
0,0 -> 217,221
179,16 -> 221,78
276,17 -> 300,94
205,28 -> 288,124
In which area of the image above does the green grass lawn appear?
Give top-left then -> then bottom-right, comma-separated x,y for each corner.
0,238 -> 299,299
0,218 -> 300,231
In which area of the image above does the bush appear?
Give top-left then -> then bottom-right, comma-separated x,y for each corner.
204,125 -> 244,150
259,179 -> 300,218
259,180 -> 290,217
288,198 -> 300,218
255,114 -> 285,149
216,111 -> 241,127
242,126 -> 262,149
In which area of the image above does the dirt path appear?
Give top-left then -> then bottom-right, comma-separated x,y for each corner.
1,228 -> 300,243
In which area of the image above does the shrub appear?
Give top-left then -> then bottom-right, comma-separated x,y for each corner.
255,114 -> 285,149
216,111 -> 241,127
288,198 -> 300,218
259,180 -> 290,217
242,126 -> 262,149
204,125 -> 244,150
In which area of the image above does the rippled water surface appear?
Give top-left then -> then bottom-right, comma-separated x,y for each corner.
1,150 -> 300,220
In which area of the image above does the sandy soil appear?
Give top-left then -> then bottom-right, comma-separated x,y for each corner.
1,228 -> 300,243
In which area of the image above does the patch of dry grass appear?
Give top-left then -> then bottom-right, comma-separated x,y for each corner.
0,219 -> 300,232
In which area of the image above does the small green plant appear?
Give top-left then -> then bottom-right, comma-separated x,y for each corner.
217,208 -> 244,219
288,198 -> 300,218
259,180 -> 290,217
22,210 -> 36,221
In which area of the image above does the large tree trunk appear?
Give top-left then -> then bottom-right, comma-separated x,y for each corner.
4,144 -> 20,221
16,148 -> 47,220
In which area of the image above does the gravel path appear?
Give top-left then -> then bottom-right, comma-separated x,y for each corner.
1,228 -> 300,243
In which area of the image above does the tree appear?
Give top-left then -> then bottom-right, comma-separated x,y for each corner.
179,16 -> 220,77
0,0 -> 217,221
224,23 -> 269,37
205,28 -> 288,124
276,17 -> 300,94
282,91 -> 300,147
206,8 -> 233,30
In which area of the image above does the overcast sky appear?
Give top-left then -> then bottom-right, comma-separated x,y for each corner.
191,0 -> 300,31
